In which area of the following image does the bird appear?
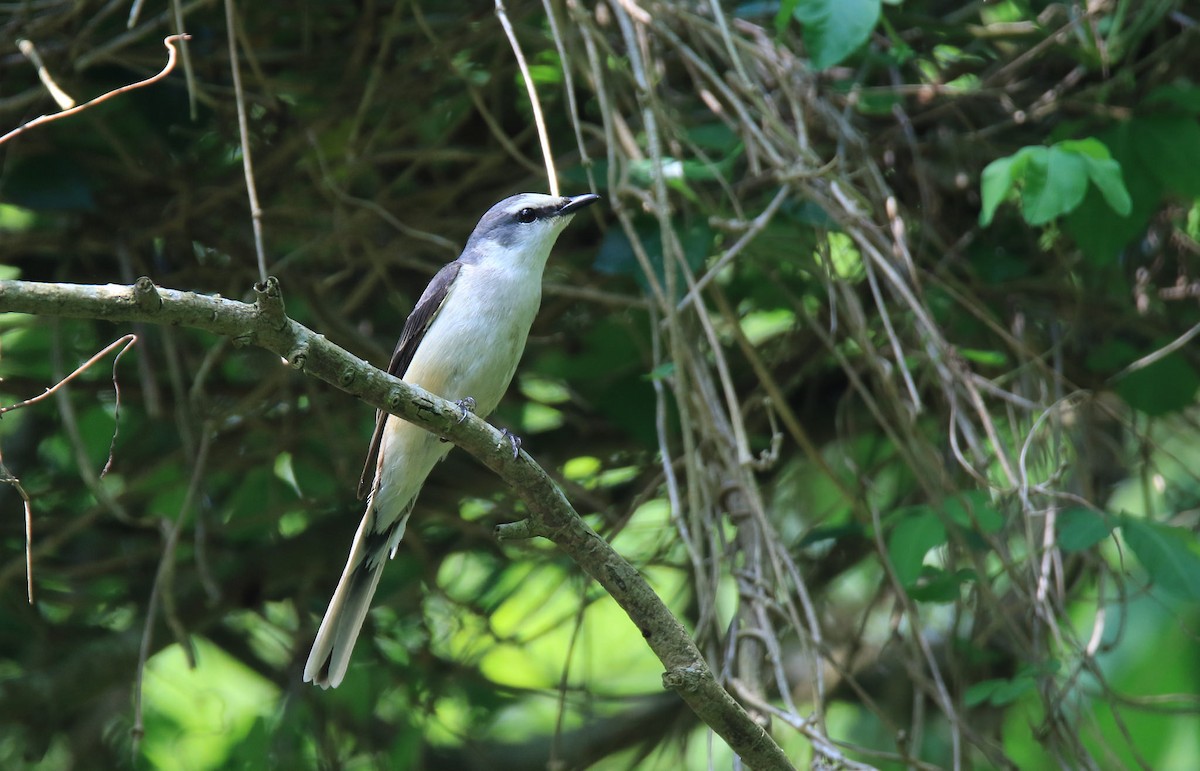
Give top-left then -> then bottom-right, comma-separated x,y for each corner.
304,192 -> 600,688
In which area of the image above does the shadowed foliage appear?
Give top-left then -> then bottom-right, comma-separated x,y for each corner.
1,0 -> 1199,768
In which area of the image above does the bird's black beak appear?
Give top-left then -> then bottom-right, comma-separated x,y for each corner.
558,193 -> 601,216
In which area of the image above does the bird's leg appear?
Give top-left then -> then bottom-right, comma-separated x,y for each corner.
499,428 -> 522,459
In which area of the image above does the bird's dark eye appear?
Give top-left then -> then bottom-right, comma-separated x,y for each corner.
516,207 -> 537,224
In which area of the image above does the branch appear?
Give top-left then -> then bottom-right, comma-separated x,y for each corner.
0,277 -> 795,771
0,35 -> 190,148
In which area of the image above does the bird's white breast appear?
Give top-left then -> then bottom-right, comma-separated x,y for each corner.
403,260 -> 541,415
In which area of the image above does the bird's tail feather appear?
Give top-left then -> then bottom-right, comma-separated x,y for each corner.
304,515 -> 389,689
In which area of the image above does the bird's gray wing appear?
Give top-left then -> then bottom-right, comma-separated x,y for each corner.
357,260 -> 462,499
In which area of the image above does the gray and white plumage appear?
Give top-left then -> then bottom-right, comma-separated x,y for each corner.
304,192 -> 599,689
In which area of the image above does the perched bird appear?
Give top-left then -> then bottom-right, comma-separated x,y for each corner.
304,192 -> 600,688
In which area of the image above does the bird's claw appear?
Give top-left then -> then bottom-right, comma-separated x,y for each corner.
454,397 -> 476,423
441,397 -> 478,442
499,428 -> 522,459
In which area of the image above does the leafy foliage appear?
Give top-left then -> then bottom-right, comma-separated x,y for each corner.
1,0 -> 1200,769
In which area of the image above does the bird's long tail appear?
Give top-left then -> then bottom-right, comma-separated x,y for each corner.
304,505 -> 408,689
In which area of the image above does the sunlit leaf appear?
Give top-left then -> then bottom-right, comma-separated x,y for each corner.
273,452 -> 302,498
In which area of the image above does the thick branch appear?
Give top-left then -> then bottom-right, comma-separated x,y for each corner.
0,277 -> 794,771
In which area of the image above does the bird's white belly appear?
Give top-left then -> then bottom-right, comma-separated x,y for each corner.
404,264 -> 539,415
370,263 -> 540,524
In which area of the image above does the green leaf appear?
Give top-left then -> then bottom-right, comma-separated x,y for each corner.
1145,84 -> 1200,115
1113,351 -> 1200,416
1121,517 -> 1200,601
958,348 -> 1009,367
792,0 -> 882,70
1132,116 -> 1200,197
1057,508 -> 1113,552
775,0 -> 802,35
979,154 -> 1019,227
990,674 -> 1037,705
907,567 -> 974,603
982,139 -> 1132,228
964,679 -> 1002,707
1079,156 -> 1132,216
887,509 -> 946,588
1063,125 -> 1161,264
943,490 -> 1004,534
1021,146 -> 1088,225
593,216 -> 712,299
1055,137 -> 1113,160
273,452 -> 303,498
644,362 -> 676,381
980,145 -> 1045,226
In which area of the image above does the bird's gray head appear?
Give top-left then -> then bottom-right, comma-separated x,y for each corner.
462,193 -> 599,266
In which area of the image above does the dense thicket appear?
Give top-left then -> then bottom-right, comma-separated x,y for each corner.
1,1 -> 1198,768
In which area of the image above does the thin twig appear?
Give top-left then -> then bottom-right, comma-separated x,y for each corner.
0,456 -> 35,603
0,335 -> 138,416
224,0 -> 269,282
0,35 -> 189,147
495,0 -> 559,195
17,38 -> 75,109
1110,320 -> 1200,381
541,0 -> 596,192
170,0 -> 199,118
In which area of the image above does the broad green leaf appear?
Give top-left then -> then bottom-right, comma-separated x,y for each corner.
1080,156 -> 1132,216
943,490 -> 1004,534
1056,137 -> 1113,160
1057,508 -> 1113,552
887,509 -> 946,588
965,679 -> 1003,707
979,155 -> 1018,227
1133,116 -> 1200,197
1121,517 -> 1200,601
1063,125 -> 1161,264
1055,137 -> 1131,214
793,0 -> 882,70
1021,146 -> 1088,225
1113,351 -> 1200,416
1145,84 -> 1200,115
979,145 -> 1043,226
983,139 -> 1131,228
990,674 -> 1037,705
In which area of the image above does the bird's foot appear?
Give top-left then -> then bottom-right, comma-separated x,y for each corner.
454,397 -> 476,423
499,428 -> 522,459
441,398 -> 477,442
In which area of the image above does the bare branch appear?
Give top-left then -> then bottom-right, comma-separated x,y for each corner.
0,35 -> 190,147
